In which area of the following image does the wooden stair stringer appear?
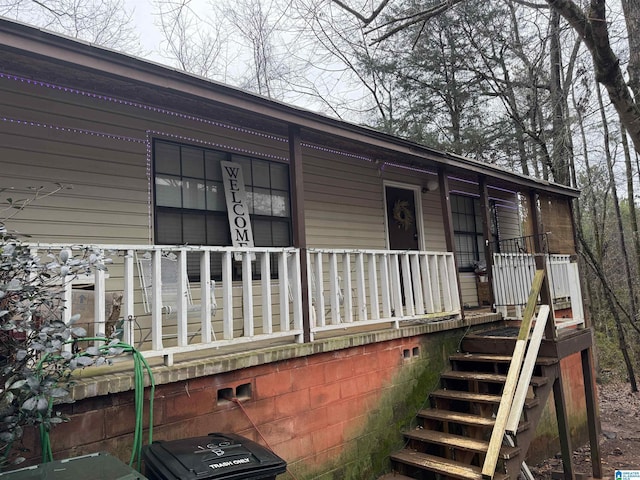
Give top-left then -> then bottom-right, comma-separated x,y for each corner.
502,362 -> 560,476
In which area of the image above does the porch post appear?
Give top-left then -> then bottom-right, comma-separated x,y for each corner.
552,369 -> 575,480
438,166 -> 465,317
289,125 -> 311,342
582,347 -> 603,478
528,189 -> 556,339
478,175 -> 495,306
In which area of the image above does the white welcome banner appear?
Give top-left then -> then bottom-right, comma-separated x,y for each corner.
220,160 -> 255,261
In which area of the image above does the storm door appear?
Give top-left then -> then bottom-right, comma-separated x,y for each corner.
385,186 -> 420,250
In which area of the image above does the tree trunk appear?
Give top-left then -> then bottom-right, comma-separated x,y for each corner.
549,9 -> 571,185
597,84 -> 639,328
621,127 -> 640,281
546,0 -> 640,156
621,0 -> 640,101
579,230 -> 639,391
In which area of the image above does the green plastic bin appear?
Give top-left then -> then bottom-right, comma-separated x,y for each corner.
0,452 -> 148,480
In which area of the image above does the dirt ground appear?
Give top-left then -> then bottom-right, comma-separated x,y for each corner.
530,382 -> 640,479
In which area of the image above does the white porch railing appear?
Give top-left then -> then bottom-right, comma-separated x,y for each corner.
27,245 -> 462,365
492,253 -> 585,330
29,244 -> 304,365
306,249 -> 461,338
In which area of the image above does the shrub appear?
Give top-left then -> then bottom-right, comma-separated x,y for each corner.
0,224 -> 116,466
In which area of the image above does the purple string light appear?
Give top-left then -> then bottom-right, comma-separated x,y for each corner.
1,116 -> 146,143
0,72 -> 287,143
145,132 -> 153,244
0,71 -> 391,167
147,130 -> 289,162
0,71 -> 527,192
301,142 -> 374,162
383,161 -> 437,175
449,189 -> 517,208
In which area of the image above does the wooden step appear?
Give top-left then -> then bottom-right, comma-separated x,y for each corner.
377,474 -> 415,480
391,449 -> 509,480
418,408 -> 495,427
449,353 -> 557,366
403,428 -> 520,459
431,389 -> 539,408
417,408 -> 531,433
441,370 -> 549,386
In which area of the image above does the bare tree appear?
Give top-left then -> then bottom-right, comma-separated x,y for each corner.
331,0 -> 640,161
154,0 -> 225,79
0,0 -> 141,54
221,0 -> 290,98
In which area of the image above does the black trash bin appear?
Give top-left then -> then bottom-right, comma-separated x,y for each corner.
0,452 -> 148,480
142,433 -> 286,480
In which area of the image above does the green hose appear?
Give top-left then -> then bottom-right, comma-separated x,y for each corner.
37,338 -> 155,470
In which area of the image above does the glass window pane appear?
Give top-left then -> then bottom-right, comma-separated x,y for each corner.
252,219 -> 271,246
205,151 -> 225,181
231,155 -> 252,185
245,191 -> 255,214
464,197 -> 473,215
272,221 -> 290,246
183,179 -> 206,210
183,214 -> 206,244
156,175 -> 182,207
477,236 -> 485,260
206,215 -> 231,245
465,215 -> 474,232
156,211 -> 182,244
271,191 -> 290,217
182,147 -> 204,178
252,160 -> 271,188
451,195 -> 461,212
271,163 -> 289,190
206,181 -> 226,211
452,215 -> 461,231
155,142 -> 180,175
253,187 -> 272,215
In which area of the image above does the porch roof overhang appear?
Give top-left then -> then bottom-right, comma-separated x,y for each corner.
0,18 -> 579,199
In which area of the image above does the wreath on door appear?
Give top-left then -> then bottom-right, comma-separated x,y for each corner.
393,199 -> 414,231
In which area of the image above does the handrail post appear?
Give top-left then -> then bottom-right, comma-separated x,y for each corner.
123,250 -> 135,345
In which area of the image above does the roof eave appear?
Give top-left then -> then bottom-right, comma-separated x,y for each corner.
0,18 -> 580,199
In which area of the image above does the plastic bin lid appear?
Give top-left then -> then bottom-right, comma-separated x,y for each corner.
0,452 -> 147,480
142,433 -> 286,480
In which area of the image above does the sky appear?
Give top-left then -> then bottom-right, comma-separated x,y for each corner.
125,0 -> 225,66
127,0 -> 174,64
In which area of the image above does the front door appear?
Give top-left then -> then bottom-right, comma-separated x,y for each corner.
385,186 -> 420,250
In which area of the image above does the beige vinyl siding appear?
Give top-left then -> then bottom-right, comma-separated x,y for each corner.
421,192 -> 446,251
0,77 -> 289,244
303,158 -> 449,253
302,150 -> 387,249
0,72 -> 474,321
0,75 -> 292,341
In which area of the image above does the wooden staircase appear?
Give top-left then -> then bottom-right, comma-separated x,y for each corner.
388,331 -> 559,480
